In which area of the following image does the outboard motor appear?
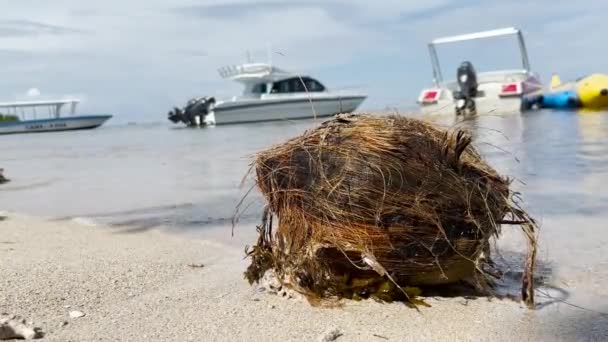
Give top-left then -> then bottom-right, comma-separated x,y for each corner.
0,168 -> 9,184
168,106 -> 185,123
167,96 -> 216,127
453,61 -> 478,115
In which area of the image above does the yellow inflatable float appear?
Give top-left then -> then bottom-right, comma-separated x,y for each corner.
576,74 -> 608,110
525,73 -> 608,111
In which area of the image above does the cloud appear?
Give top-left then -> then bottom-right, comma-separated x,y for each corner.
26,87 -> 41,97
0,20 -> 85,37
397,0 -> 608,80
178,0 -> 450,23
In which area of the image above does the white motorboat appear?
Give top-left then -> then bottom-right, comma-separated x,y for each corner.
417,27 -> 543,116
168,63 -> 367,126
0,99 -> 112,135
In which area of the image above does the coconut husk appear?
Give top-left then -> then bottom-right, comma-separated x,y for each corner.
241,113 -> 537,307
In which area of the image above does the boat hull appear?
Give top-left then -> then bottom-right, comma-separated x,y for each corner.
422,96 -> 528,116
0,115 -> 112,135
420,74 -> 543,116
208,96 -> 366,125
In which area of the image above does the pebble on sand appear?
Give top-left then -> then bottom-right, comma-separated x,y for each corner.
0,314 -> 42,340
69,311 -> 86,319
318,327 -> 343,342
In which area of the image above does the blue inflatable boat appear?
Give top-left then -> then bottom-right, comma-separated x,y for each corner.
525,89 -> 580,109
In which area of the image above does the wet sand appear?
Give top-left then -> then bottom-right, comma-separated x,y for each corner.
1,212 -> 607,342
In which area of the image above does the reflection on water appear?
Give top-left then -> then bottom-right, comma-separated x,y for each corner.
427,110 -> 608,217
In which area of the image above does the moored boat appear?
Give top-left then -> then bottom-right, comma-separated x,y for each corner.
417,27 -> 543,116
167,63 -> 367,126
0,99 -> 112,135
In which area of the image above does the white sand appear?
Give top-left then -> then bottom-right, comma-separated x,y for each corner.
1,213 -> 607,342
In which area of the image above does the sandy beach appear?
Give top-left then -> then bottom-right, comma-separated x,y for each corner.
1,211 -> 607,342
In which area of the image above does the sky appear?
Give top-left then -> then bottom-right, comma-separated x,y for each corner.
1,0 -> 608,123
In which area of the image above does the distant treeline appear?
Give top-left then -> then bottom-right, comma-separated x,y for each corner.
0,114 -> 20,123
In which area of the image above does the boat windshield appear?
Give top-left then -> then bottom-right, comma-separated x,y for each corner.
269,77 -> 326,94
251,83 -> 267,94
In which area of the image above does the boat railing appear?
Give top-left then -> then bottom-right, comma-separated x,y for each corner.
218,63 -> 273,79
217,63 -> 295,82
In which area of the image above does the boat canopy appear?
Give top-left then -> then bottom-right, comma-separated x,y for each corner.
0,99 -> 79,119
427,27 -> 531,85
431,27 -> 521,45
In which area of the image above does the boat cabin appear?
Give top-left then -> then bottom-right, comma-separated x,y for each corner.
218,63 -> 328,99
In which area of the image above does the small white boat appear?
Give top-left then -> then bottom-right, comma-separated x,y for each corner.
417,27 -> 543,116
0,99 -> 112,135
168,63 -> 367,126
